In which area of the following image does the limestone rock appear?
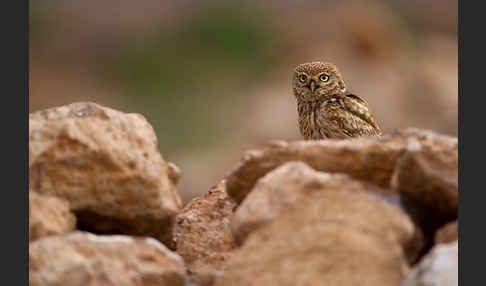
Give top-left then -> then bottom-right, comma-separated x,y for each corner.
402,241 -> 458,286
232,161 -> 404,245
392,128 -> 458,234
217,171 -> 422,286
29,102 -> 182,246
187,271 -> 223,286
173,181 -> 236,274
435,220 -> 458,244
29,232 -> 187,286
225,132 -> 409,204
29,191 -> 76,241
226,128 -> 457,206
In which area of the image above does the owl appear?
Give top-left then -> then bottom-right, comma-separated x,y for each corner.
292,62 -> 382,139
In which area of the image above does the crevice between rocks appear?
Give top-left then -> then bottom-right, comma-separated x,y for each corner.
74,210 -> 176,250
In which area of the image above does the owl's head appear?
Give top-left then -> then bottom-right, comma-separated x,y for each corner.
292,62 -> 346,102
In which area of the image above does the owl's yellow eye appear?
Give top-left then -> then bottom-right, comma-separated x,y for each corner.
298,74 -> 307,83
319,74 -> 330,82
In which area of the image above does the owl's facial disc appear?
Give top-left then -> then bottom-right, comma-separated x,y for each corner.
293,62 -> 346,101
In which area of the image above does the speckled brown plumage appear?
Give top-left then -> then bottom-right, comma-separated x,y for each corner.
293,62 -> 381,139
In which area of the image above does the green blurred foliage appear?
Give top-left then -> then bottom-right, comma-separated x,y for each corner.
29,1 -> 53,46
108,6 -> 281,156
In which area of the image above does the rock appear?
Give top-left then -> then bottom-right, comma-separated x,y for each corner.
392,128 -> 458,236
29,102 -> 182,247
167,162 -> 182,185
29,192 -> 76,241
187,271 -> 223,286
29,232 -> 187,286
173,181 -> 236,274
225,131 -> 409,204
232,161 -> 405,245
435,220 -> 458,244
402,240 -> 458,286
226,128 -> 458,206
216,170 -> 422,286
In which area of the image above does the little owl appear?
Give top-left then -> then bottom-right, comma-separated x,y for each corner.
293,62 -> 382,139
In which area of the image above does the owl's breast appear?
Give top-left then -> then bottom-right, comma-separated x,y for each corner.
297,100 -> 323,139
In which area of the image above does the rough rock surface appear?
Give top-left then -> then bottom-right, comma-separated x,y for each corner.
217,170 -> 422,286
435,220 -> 458,244
29,102 -> 182,246
173,181 -> 236,274
402,240 -> 458,286
225,131 -> 408,204
29,191 -> 76,241
232,161 -> 405,245
392,129 -> 458,232
27,103 -> 458,286
226,128 -> 457,206
29,232 -> 187,286
187,271 -> 223,286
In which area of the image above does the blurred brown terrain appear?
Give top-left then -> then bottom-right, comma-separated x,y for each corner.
30,0 -> 457,203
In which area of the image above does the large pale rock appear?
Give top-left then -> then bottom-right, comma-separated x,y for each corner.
29,232 -> 187,286
435,220 -> 458,244
402,241 -> 458,286
173,181 -> 236,274
232,161 -> 405,245
392,129 -> 458,234
29,102 -> 182,246
225,131 -> 409,204
29,192 -> 76,241
226,128 -> 457,206
217,167 -> 422,286
186,271 -> 223,286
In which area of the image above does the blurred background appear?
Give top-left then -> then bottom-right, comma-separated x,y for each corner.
30,0 -> 457,203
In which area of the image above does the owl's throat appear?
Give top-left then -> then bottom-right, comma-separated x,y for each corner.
297,99 -> 322,114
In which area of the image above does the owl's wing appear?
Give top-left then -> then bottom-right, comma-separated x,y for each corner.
342,92 -> 382,135
343,92 -> 368,105
318,92 -> 382,138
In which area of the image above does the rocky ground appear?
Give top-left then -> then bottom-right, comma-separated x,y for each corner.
29,102 -> 458,286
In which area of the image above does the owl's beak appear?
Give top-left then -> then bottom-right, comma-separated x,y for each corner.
309,80 -> 317,92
